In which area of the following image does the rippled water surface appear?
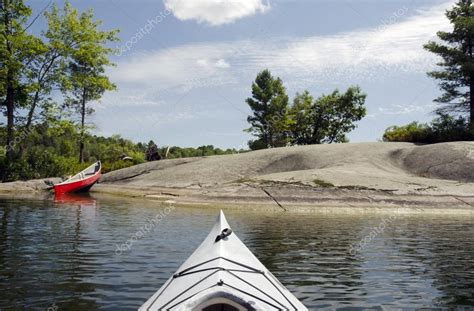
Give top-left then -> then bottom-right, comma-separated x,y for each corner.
0,194 -> 474,310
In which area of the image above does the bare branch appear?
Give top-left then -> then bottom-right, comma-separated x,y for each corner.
23,0 -> 52,32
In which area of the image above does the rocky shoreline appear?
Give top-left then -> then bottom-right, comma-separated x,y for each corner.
90,181 -> 474,213
1,142 -> 474,213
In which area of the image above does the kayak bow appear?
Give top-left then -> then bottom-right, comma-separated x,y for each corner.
139,211 -> 308,311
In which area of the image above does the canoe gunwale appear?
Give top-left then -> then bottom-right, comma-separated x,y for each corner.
55,161 -> 101,186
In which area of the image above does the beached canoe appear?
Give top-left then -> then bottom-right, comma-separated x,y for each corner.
139,210 -> 308,311
54,161 -> 101,194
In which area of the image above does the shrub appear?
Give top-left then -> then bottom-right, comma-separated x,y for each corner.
383,122 -> 431,143
383,114 -> 474,143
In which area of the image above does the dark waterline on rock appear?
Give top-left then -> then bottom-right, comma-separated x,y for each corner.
0,195 -> 473,310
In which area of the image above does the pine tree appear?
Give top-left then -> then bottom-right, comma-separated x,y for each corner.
424,0 -> 474,123
245,69 -> 290,149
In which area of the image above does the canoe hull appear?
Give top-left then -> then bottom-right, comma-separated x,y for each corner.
54,172 -> 101,194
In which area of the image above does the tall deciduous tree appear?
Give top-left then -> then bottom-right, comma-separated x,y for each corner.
289,87 -> 367,144
246,69 -> 290,149
424,0 -> 474,123
289,91 -> 314,145
0,0 -> 42,162
321,87 -> 367,143
23,3 -> 73,132
59,2 -> 118,163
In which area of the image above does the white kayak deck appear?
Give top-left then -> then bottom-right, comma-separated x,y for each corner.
139,211 -> 308,311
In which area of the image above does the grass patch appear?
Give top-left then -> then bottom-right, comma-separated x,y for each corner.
234,177 -> 254,184
313,179 -> 334,188
338,185 -> 371,190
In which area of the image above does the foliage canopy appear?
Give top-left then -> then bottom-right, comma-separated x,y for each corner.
246,70 -> 367,149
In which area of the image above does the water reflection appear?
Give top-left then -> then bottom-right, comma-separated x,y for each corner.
54,192 -> 97,207
0,196 -> 473,310
241,214 -> 369,308
409,220 -> 474,307
0,198 -> 101,310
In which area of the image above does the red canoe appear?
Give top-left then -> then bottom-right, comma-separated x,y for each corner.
54,161 -> 102,194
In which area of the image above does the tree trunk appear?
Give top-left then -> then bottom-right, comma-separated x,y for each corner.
466,8 -> 474,125
79,88 -> 86,163
5,78 -> 15,162
25,55 -> 58,131
25,90 -> 40,130
262,131 -> 269,148
16,91 -> 41,158
263,101 -> 270,148
3,0 -> 15,164
471,75 -> 474,125
469,23 -> 474,125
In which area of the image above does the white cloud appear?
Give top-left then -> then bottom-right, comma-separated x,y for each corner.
164,0 -> 270,26
98,90 -> 165,108
378,103 -> 436,115
196,59 -> 209,67
266,1 -> 452,82
108,1 -> 453,106
196,58 -> 230,68
215,59 -> 230,68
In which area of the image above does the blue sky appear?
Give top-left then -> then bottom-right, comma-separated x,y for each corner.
29,0 -> 455,148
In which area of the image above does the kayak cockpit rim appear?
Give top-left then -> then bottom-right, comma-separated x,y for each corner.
195,297 -> 251,311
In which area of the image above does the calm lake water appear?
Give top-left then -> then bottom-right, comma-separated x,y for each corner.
0,194 -> 473,310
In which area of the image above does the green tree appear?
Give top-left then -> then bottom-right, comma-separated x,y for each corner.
306,93 -> 332,144
289,91 -> 314,145
145,140 -> 160,161
322,86 -> 367,143
0,0 -> 42,162
60,2 -> 118,163
246,69 -> 290,149
289,87 -> 367,144
424,0 -> 474,123
23,3 -> 77,132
